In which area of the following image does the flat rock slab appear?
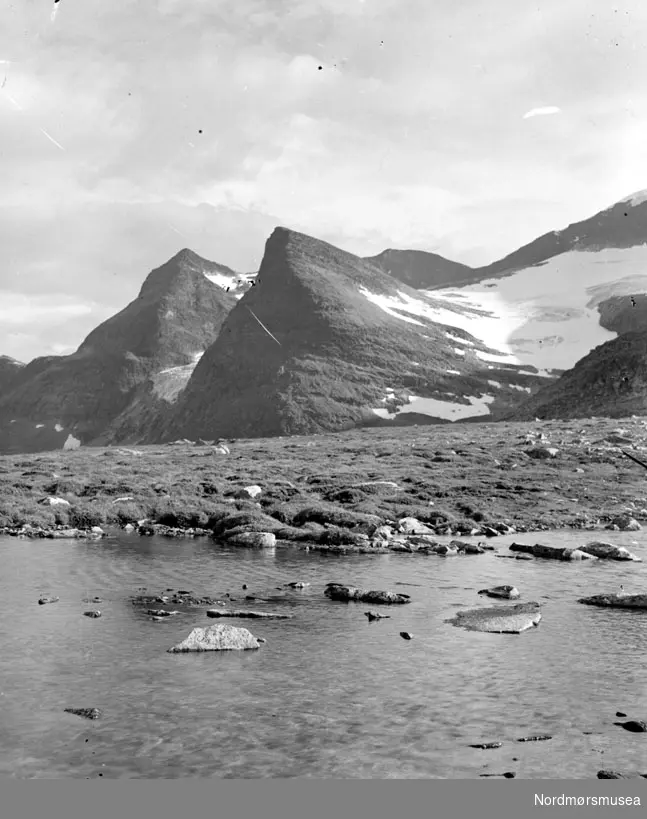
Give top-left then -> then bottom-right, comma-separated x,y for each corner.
206,609 -> 293,619
449,602 -> 542,634
168,624 -> 262,652
324,583 -> 411,605
578,594 -> 647,610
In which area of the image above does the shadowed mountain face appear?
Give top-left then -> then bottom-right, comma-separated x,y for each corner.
0,356 -> 24,395
165,227 -> 543,440
364,249 -> 475,289
508,330 -> 647,421
0,250 -> 237,451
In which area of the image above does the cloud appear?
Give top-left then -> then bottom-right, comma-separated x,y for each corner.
523,106 -> 562,119
3,0 -> 647,359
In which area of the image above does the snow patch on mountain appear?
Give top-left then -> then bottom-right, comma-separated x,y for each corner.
373,393 -> 496,421
430,246 -> 647,370
620,189 -> 647,207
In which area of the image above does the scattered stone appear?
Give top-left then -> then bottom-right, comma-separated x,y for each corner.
616,711 -> 627,718
242,584 -> 248,590
526,446 -> 559,459
371,525 -> 395,542
480,526 -> 499,538
397,517 -> 434,535
435,543 -> 459,556
365,611 -> 390,622
226,532 -> 276,548
449,602 -> 542,634
517,735 -> 552,742
580,541 -> 642,561
613,720 -> 647,733
469,742 -> 502,750
399,632 -> 413,640
39,496 -> 71,506
452,540 -> 485,555
82,597 -> 103,604
285,582 -> 310,589
168,624 -> 262,652
206,609 -> 292,619
38,596 -> 59,605
324,583 -> 411,605
64,708 -> 102,720
146,609 -> 181,617
578,594 -> 647,610
478,585 -> 520,600
235,485 -> 263,499
607,516 -> 641,532
83,611 -> 101,618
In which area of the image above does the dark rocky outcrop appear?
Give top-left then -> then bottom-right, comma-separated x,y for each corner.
578,594 -> 647,610
206,609 -> 292,619
324,583 -> 411,605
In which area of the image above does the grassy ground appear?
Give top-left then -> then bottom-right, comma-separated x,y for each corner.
1,416 -> 647,542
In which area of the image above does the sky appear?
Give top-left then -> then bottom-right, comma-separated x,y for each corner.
1,0 -> 647,362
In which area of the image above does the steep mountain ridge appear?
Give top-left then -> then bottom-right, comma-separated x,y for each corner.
0,250 -> 237,451
165,227 -> 545,440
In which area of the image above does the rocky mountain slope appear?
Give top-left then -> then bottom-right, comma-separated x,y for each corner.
507,330 -> 647,421
0,250 -> 237,452
364,249 -> 476,289
0,355 -> 24,395
164,227 -> 545,440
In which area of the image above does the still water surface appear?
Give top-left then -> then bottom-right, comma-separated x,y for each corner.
1,531 -> 646,779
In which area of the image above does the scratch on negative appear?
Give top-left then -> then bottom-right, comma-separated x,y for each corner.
40,129 -> 65,151
246,306 -> 281,346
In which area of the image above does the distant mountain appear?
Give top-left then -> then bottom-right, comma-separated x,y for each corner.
164,227 -> 545,440
0,249 -> 237,452
364,249 -> 475,289
0,355 -> 24,394
507,331 -> 647,421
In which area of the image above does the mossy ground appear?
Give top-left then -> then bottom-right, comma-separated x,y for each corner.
1,416 -> 647,538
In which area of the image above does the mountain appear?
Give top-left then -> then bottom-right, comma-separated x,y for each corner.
0,249 -> 238,453
507,331 -> 647,421
164,227 -> 547,440
0,355 -> 24,394
420,191 -> 647,380
364,249 -> 475,289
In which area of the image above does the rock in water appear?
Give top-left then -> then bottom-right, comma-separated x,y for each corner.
225,532 -> 276,548
509,543 -> 597,561
64,708 -> 102,720
206,609 -> 292,619
579,541 -> 642,562
400,632 -> 413,640
83,610 -> 102,618
168,623 -> 262,652
478,585 -> 520,600
449,602 -> 542,634
578,594 -> 647,610
364,611 -> 390,622
38,596 -> 59,605
324,583 -> 411,605
613,720 -> 647,733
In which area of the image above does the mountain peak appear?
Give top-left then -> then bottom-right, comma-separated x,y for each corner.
617,190 -> 647,208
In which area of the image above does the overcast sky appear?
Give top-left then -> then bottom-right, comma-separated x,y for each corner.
1,0 -> 647,362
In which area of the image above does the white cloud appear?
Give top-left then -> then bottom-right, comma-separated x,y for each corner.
523,106 -> 562,119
